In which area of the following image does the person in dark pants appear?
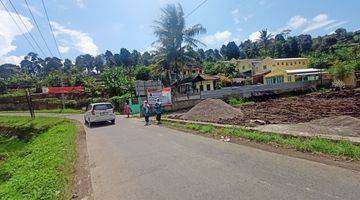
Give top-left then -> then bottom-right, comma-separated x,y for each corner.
154,98 -> 162,124
142,100 -> 150,126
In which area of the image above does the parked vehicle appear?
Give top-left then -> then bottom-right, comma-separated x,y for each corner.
84,103 -> 116,127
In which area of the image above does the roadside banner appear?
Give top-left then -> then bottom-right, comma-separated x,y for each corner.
147,87 -> 172,105
42,86 -> 84,94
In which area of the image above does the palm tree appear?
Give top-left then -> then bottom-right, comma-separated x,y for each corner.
153,4 -> 206,84
258,29 -> 273,52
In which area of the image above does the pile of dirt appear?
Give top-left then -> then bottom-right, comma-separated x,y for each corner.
180,99 -> 242,123
220,89 -> 360,125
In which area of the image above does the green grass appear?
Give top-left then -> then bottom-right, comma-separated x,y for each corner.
227,97 -> 255,106
164,121 -> 360,160
0,116 -> 77,199
0,108 -> 83,114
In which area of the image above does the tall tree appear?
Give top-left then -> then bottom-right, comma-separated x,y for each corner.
225,41 -> 240,60
94,54 -> 105,73
153,3 -> 206,84
258,29 -> 273,52
298,34 -> 312,54
131,50 -> 142,66
104,50 -> 116,67
141,51 -> 152,66
75,54 -> 95,74
20,52 -> 43,75
63,58 -> 73,74
119,48 -> 132,67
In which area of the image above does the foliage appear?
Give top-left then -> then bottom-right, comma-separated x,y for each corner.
109,93 -> 132,112
134,65 -> 151,81
0,116 -> 76,199
153,3 -> 206,84
101,67 -> 135,97
227,97 -> 254,106
0,81 -> 7,94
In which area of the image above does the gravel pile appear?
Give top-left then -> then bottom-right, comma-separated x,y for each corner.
180,99 -> 242,123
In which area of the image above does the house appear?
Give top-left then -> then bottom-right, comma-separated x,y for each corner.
264,68 -> 327,84
184,64 -> 203,77
172,74 -> 219,94
232,57 -> 318,84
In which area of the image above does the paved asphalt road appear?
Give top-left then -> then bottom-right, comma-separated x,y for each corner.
64,115 -> 360,200
4,113 -> 359,200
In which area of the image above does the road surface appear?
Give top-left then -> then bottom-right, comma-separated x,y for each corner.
3,113 -> 359,200
64,115 -> 360,200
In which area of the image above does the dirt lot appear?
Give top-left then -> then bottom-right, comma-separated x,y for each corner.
221,90 -> 360,125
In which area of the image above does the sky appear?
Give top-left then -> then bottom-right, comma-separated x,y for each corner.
0,0 -> 359,65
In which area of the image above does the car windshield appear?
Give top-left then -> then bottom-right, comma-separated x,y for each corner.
93,104 -> 113,110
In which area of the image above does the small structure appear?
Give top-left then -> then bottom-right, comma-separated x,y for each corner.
172,74 -> 219,94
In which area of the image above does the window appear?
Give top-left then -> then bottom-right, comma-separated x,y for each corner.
282,62 -> 284,65
206,84 -> 211,91
93,104 -> 113,110
242,66 -> 245,70
286,62 -> 288,66
290,62 -> 293,65
277,62 -> 279,65
288,76 -> 292,82
200,85 -> 204,91
302,61 -> 305,65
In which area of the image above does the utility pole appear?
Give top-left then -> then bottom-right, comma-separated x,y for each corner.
25,87 -> 35,119
60,63 -> 65,110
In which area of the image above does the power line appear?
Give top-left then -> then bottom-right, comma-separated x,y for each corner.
185,0 -> 208,18
0,0 -> 37,53
24,0 -> 54,57
7,0 -> 46,57
41,0 -> 62,59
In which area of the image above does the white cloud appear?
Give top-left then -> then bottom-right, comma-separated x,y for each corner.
0,9 -> 34,64
75,0 -> 85,8
202,30 -> 232,45
59,46 -> 70,54
243,14 -> 254,22
50,21 -> 99,55
22,4 -> 43,17
302,14 -> 336,33
287,15 -> 307,30
326,21 -> 348,30
248,31 -> 261,42
231,9 -> 240,24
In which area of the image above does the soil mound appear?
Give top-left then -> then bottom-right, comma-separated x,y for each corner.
181,99 -> 242,123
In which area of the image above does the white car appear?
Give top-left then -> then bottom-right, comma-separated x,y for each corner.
84,103 -> 116,127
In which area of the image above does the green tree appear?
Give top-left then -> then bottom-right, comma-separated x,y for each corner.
101,67 -> 135,97
153,3 -> 206,84
258,29 -> 273,52
225,42 -> 240,60
135,66 -> 151,80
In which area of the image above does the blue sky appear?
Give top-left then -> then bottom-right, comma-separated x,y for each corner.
0,0 -> 359,64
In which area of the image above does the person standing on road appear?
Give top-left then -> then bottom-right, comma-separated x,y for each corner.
154,98 -> 162,124
123,102 -> 131,118
142,100 -> 150,126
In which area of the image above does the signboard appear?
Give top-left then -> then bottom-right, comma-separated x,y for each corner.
147,87 -> 172,106
42,86 -> 84,94
135,80 -> 162,96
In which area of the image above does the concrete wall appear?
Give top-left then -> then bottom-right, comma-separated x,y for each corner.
200,80 -> 330,99
171,98 -> 202,111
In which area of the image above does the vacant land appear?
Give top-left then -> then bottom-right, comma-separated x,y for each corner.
224,90 -> 360,125
0,116 -> 77,200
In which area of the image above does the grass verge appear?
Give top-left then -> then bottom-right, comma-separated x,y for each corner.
163,121 -> 360,161
0,116 -> 77,199
0,108 -> 83,114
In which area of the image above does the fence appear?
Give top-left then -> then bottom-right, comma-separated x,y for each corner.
201,80 -> 329,99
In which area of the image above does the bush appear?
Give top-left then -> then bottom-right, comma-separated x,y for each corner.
0,81 -> 7,94
110,93 -> 132,112
227,97 -> 254,106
